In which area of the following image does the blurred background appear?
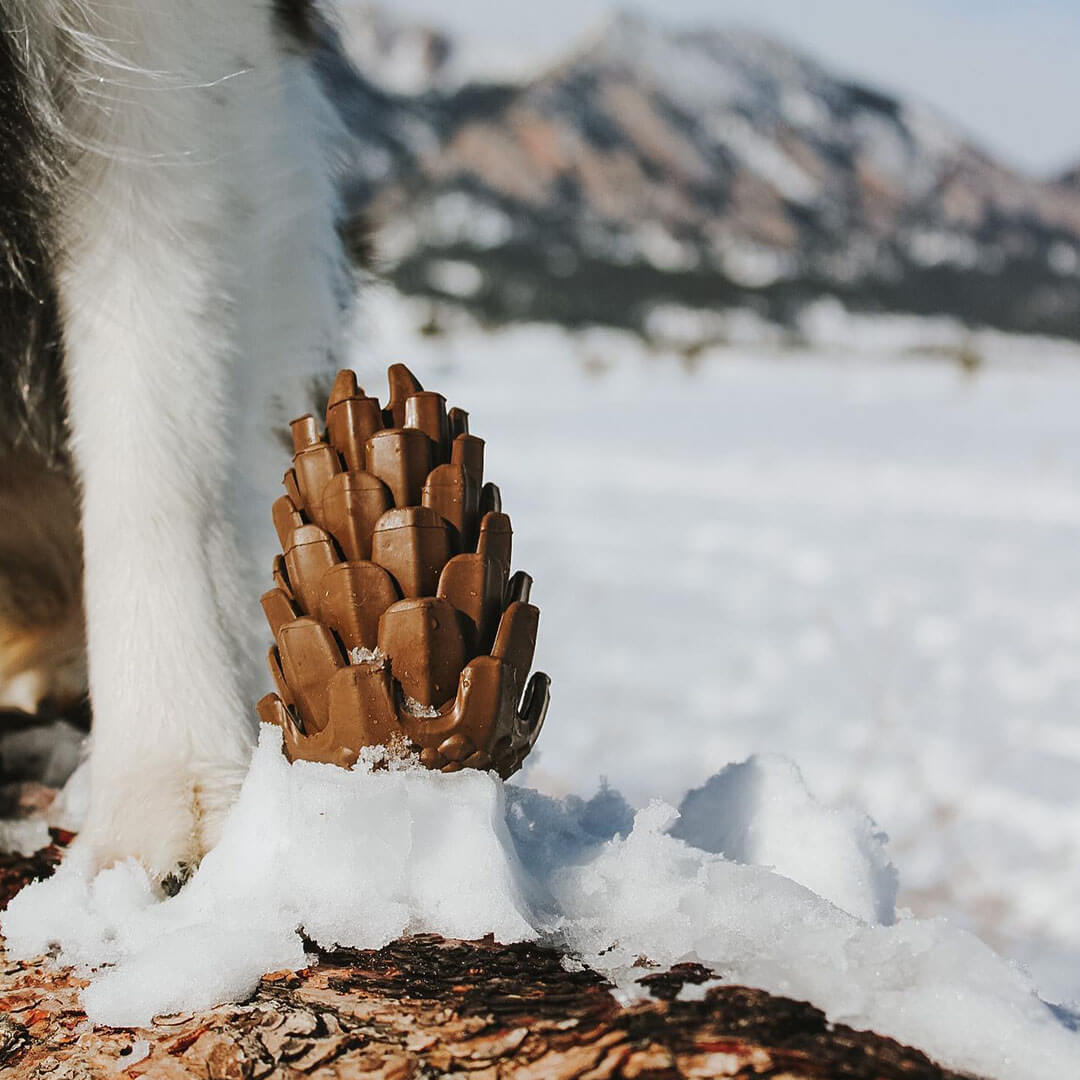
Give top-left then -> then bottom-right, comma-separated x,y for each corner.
318,1 -> 1080,1003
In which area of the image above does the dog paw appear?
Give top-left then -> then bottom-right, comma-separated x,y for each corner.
73,756 -> 246,888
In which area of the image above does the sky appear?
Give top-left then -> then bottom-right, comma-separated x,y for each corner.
370,0 -> 1080,177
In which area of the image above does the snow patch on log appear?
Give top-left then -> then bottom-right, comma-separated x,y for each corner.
2,725 -> 1078,1078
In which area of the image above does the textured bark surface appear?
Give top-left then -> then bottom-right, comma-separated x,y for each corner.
0,838 -> 977,1080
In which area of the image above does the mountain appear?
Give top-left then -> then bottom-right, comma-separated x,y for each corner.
320,6 -> 1080,340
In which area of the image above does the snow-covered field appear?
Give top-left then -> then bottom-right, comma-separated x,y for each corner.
353,294 -> 1080,1005
6,290 -> 1080,1075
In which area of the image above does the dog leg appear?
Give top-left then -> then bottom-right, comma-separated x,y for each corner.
61,270 -> 257,878
61,280 -> 257,879
48,0 -> 349,882
54,20 -> 266,884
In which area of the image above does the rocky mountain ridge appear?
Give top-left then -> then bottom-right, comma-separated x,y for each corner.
322,5 -> 1080,341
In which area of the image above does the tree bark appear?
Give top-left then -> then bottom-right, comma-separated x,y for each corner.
0,836 -> 977,1079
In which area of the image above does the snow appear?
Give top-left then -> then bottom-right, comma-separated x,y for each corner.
583,14 -> 819,122
424,258 -> 485,298
401,192 -> 516,254
551,803 -> 1078,1079
906,229 -> 981,270
632,222 -> 699,273
335,1 -> 546,92
718,241 -> 796,288
706,113 -> 821,204
4,727 -> 1079,1078
336,3 -> 451,96
671,756 -> 898,925
347,645 -> 383,664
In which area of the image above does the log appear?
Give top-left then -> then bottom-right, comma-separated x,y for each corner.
0,839 -> 975,1079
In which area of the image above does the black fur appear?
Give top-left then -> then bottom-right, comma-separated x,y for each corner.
273,0 -> 317,48
0,9 -> 67,465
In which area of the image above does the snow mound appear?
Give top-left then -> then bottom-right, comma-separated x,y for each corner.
3,728 -> 1078,1078
553,802 -> 1079,1079
671,755 -> 898,924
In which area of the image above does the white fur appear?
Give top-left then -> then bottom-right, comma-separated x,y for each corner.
17,0 -> 351,877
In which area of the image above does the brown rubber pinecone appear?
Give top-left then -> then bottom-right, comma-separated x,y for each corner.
256,363 -> 550,778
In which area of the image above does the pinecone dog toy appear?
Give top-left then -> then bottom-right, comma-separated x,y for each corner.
256,364 -> 550,778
